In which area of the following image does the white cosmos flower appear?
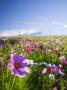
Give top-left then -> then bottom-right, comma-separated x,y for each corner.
59,56 -> 65,61
49,74 -> 55,80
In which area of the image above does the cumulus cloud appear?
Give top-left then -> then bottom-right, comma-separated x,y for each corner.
30,21 -> 62,27
64,24 -> 67,28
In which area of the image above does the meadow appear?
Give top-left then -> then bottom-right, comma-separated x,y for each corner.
0,35 -> 67,90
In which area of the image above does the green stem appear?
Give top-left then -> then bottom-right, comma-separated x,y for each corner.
9,76 -> 16,90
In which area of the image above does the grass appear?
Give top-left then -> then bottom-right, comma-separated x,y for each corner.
0,35 -> 67,90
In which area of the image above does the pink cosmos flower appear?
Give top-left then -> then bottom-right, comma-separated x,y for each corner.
42,64 -> 65,77
10,53 -> 31,77
59,64 -> 62,68
59,56 -> 65,61
64,59 -> 67,64
42,68 -> 47,75
0,39 -> 5,48
50,65 -> 65,76
34,43 -> 41,49
26,47 -> 32,54
59,69 -> 65,76
50,66 -> 59,74
53,86 -> 58,90
0,45 -> 3,48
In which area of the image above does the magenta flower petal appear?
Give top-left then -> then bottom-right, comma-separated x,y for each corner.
50,66 -> 58,74
64,60 -> 67,64
26,47 -> 31,54
10,53 -> 31,77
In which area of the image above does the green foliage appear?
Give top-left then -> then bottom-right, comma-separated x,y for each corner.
0,36 -> 67,90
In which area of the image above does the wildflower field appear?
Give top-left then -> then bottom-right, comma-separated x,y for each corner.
0,36 -> 67,90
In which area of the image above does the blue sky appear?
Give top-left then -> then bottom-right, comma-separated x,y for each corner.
0,0 -> 67,36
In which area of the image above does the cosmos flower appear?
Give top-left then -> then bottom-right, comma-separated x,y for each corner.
23,41 -> 30,46
34,43 -> 41,49
28,38 -> 33,41
42,64 -> 65,79
64,59 -> 67,64
10,53 -> 31,77
59,69 -> 65,76
26,46 -> 32,54
53,86 -> 58,90
59,64 -> 62,68
0,39 -> 5,48
0,45 -> 3,48
59,56 -> 67,64
42,68 -> 47,74
43,42 -> 48,45
46,49 -> 52,53
50,64 -> 64,76
50,65 -> 59,74
59,56 -> 65,61
49,74 -> 55,80
52,50 -> 61,55
55,39 -> 62,45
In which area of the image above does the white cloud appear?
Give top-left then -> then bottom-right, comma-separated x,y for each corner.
29,21 -> 63,27
0,29 -> 41,37
0,18 -> 67,36
64,24 -> 67,28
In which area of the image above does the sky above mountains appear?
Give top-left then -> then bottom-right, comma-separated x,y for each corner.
0,0 -> 67,36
